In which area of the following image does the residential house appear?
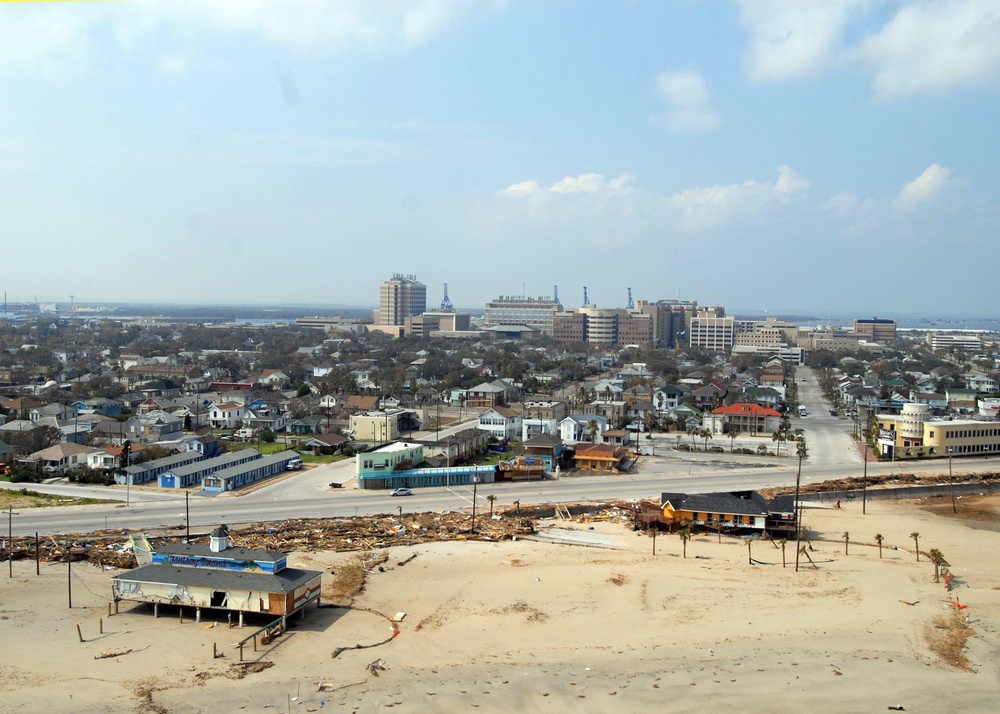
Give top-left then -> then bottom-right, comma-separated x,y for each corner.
573,443 -> 623,472
478,406 -> 522,442
601,429 -> 633,447
24,443 -> 104,474
652,384 -> 685,412
302,432 -> 349,455
704,403 -> 782,437
124,411 -> 184,443
288,415 -> 324,436
559,414 -> 608,445
257,369 -> 289,390
465,381 -> 507,408
689,382 -> 727,409
967,375 -> 999,394
208,401 -> 246,430
516,433 -> 565,472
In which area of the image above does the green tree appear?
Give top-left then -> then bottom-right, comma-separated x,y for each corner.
259,427 -> 276,443
729,429 -> 741,453
678,521 -> 692,558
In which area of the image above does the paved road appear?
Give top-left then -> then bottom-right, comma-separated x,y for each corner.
5,387 -> 996,537
793,366 -> 863,466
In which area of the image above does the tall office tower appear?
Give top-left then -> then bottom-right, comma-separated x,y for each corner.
854,318 -> 897,343
376,274 -> 427,326
484,293 -> 564,335
689,307 -> 735,351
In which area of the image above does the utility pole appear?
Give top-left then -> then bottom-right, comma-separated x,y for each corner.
948,447 -> 956,513
471,468 -> 479,533
8,506 -> 18,578
794,437 -> 807,572
862,442 -> 868,515
185,491 -> 191,542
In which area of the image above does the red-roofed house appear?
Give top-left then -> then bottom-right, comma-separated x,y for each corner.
705,403 -> 782,437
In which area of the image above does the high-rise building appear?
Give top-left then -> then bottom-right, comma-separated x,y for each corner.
854,318 -> 896,344
484,294 -> 563,335
376,275 -> 426,327
551,307 -> 653,347
635,299 -> 699,348
689,308 -> 734,351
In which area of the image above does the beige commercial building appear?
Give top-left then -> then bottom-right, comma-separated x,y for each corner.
874,403 -> 1000,458
375,275 -> 426,327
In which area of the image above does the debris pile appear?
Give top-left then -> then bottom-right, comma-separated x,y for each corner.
0,510 -> 537,571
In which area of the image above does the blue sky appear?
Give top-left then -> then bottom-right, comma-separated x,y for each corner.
2,0 -> 999,316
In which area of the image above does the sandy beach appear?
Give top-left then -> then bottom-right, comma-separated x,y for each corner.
1,495 -> 999,714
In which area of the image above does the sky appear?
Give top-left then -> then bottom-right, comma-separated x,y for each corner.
2,0 -> 999,317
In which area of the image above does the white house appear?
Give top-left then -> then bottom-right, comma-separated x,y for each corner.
209,401 -> 246,430
478,406 -> 521,441
559,414 -> 608,445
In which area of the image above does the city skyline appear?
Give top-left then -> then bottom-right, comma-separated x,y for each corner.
3,1 -> 1000,314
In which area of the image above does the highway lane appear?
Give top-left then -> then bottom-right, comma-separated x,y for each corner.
8,450 -> 990,537
7,388 -> 997,537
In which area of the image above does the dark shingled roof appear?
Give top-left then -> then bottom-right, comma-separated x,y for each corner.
156,542 -> 285,563
116,563 -> 321,594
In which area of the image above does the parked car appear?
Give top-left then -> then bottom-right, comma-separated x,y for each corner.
286,458 -> 303,470
389,487 -> 413,497
709,445 -> 724,453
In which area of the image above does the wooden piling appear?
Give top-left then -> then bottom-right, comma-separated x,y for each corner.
76,624 -> 84,643
179,608 -> 184,624
99,618 -> 103,634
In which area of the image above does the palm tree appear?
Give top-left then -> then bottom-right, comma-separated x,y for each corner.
875,533 -> 884,559
700,428 -> 713,452
587,419 -> 599,443
678,522 -> 692,558
729,429 -> 741,453
842,531 -> 850,555
487,494 -> 497,520
771,430 -> 787,456
929,548 -> 946,583
687,426 -> 698,451
910,532 -> 920,562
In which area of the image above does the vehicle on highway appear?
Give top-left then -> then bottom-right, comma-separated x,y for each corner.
798,405 -> 808,417
389,487 -> 413,497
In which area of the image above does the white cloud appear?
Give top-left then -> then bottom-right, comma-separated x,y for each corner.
501,180 -> 540,198
156,52 -> 193,79
669,165 -> 810,229
655,69 -> 721,132
859,1 -> 1000,100
501,172 -> 634,199
0,5 -> 96,80
893,163 -> 953,211
0,0 -> 488,79
822,191 -> 860,215
737,0 -> 868,81
141,0 -> 480,55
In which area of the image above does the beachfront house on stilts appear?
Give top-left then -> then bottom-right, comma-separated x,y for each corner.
111,525 -> 322,628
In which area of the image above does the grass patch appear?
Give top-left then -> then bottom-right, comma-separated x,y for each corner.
225,441 -> 297,455
301,454 -> 348,465
0,488 -> 118,509
324,551 -> 388,605
926,610 -> 975,671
